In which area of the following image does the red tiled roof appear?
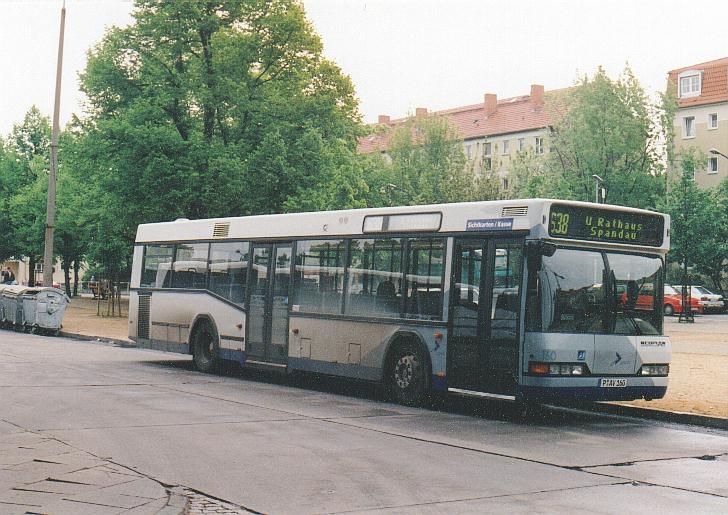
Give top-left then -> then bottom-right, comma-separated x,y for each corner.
358,88 -> 562,154
668,57 -> 728,108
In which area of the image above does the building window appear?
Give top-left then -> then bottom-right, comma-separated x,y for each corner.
483,157 -> 492,171
501,140 -> 509,155
209,241 -> 249,304
484,142 -> 492,156
465,144 -> 472,159
535,137 -> 544,155
708,157 -> 718,174
293,240 -> 347,314
683,116 -> 695,138
502,177 -> 509,191
518,138 -> 525,151
678,71 -> 701,98
709,113 -> 718,129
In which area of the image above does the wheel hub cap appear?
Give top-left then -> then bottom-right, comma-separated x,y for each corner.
394,355 -> 417,389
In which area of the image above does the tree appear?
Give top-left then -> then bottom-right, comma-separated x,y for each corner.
696,178 -> 728,294
367,114 -> 503,207
75,0 -> 364,276
0,107 -> 53,285
55,129 -> 90,296
659,148 -> 718,293
512,66 -> 669,209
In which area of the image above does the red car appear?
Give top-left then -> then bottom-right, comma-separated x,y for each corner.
619,283 -> 696,316
662,285 -> 699,316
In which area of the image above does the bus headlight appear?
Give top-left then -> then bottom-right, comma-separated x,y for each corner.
639,364 -> 669,376
529,362 -> 585,376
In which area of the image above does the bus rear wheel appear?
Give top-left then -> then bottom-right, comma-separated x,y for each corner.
387,342 -> 428,406
191,320 -> 219,373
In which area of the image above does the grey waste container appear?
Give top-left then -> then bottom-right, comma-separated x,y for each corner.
39,289 -> 71,331
0,285 -> 6,323
27,288 -> 70,332
2,285 -> 29,327
22,288 -> 45,330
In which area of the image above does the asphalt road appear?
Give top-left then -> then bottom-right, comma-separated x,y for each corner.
1,331 -> 727,514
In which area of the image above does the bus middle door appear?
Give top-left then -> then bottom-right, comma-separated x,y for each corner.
448,238 -> 523,395
247,242 -> 292,365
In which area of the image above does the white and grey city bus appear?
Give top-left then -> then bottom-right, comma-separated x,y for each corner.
129,199 -> 671,406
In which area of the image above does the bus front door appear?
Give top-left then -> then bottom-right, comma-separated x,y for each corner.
246,243 -> 292,365
448,238 -> 523,395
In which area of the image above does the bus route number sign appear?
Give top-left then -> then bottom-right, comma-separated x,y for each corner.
548,204 -> 664,247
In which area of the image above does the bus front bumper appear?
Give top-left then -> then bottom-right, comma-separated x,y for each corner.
519,375 -> 668,402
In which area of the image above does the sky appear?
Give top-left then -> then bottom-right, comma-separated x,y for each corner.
1,0 -> 728,134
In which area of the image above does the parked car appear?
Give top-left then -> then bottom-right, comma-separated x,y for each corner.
662,285 -> 700,316
672,285 -> 725,314
617,283 -> 696,316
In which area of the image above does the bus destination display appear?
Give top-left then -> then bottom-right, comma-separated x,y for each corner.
548,203 -> 664,246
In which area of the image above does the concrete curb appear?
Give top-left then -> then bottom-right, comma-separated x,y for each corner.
593,402 -> 728,430
58,330 -> 136,347
166,487 -> 192,514
55,330 -> 727,430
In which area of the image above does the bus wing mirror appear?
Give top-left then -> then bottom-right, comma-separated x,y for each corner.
525,241 -> 557,257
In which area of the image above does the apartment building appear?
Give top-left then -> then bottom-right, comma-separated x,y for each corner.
0,257 -> 80,287
357,85 -> 556,192
668,57 -> 728,188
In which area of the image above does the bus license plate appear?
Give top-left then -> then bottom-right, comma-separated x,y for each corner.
600,378 -> 627,388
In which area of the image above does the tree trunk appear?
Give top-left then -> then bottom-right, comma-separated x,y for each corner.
28,255 -> 36,286
711,274 -> 724,297
73,260 -> 79,297
63,260 -> 71,297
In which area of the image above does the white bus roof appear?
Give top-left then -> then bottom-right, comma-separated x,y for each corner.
135,199 -> 670,253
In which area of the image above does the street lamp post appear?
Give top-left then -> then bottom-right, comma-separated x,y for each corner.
709,148 -> 728,160
591,174 -> 605,203
43,1 -> 66,288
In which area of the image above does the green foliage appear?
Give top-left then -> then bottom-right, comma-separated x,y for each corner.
512,66 -> 668,209
659,148 -> 723,287
0,108 -> 53,267
687,174 -> 728,293
72,0 -> 365,274
368,115 -> 503,207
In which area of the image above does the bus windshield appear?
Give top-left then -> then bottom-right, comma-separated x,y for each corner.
527,248 -> 663,335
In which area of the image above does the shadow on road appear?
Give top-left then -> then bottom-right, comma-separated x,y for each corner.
138,357 -> 614,428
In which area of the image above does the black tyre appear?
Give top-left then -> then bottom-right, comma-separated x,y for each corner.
387,341 -> 429,406
664,304 -> 674,316
191,319 -> 219,373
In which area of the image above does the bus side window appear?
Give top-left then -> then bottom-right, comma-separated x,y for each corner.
172,243 -> 209,289
404,238 -> 444,320
209,242 -> 250,305
293,240 -> 346,315
346,238 -> 404,317
142,244 -> 174,288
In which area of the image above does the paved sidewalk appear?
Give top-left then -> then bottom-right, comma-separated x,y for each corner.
0,420 -> 186,514
0,420 -> 254,514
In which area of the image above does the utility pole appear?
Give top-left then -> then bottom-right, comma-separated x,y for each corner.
44,1 -> 66,288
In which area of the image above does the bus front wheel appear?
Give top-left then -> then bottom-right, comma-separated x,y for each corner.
191,319 -> 219,373
387,341 -> 428,406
